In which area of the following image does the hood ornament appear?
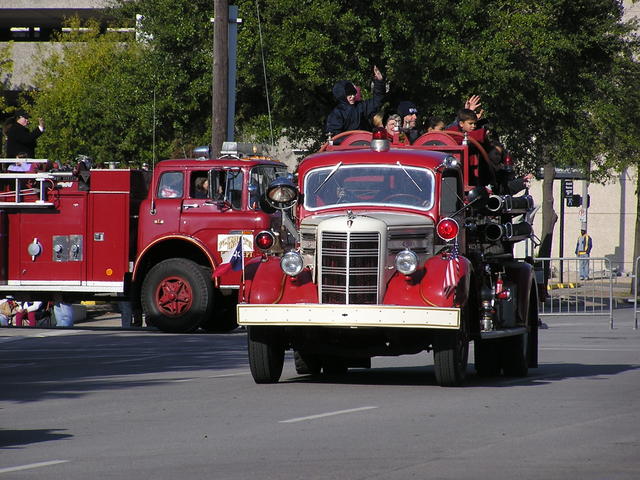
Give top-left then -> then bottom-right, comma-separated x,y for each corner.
346,210 -> 356,228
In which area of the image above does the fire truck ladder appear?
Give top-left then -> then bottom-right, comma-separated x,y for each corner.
0,159 -> 73,208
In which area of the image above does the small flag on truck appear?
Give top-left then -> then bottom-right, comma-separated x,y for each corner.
214,239 -> 244,278
443,242 -> 460,297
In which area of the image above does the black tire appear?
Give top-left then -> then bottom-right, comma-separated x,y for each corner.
141,258 -> 213,333
322,356 -> 348,375
433,328 -> 469,387
201,291 -> 238,333
501,287 -> 538,377
501,333 -> 528,377
294,350 -> 322,375
474,339 -> 501,377
247,326 -> 285,384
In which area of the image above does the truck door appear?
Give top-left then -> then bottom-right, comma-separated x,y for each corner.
180,168 -> 250,264
141,171 -> 183,243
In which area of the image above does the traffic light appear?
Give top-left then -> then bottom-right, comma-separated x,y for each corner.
566,194 -> 582,207
566,194 -> 591,208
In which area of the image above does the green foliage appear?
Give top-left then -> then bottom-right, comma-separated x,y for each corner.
0,42 -> 13,116
25,0 -> 640,177
29,18 -> 196,166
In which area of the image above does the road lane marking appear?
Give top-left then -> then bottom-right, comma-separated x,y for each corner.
0,460 -> 69,474
279,406 -> 378,424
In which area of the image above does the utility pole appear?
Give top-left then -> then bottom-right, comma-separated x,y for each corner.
212,0 -> 229,158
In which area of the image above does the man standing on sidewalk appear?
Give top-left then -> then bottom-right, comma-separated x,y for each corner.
575,229 -> 593,280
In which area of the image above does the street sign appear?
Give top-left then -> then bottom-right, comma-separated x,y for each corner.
579,208 -> 587,222
535,167 -> 587,180
562,180 -> 574,198
566,194 -> 582,207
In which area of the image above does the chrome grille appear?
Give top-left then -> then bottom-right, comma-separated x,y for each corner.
320,231 -> 379,304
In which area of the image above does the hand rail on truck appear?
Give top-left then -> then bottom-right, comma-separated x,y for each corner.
0,172 -> 74,208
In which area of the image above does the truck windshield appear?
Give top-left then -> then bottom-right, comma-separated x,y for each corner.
304,164 -> 434,211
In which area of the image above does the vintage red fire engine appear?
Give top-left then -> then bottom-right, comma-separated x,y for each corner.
0,143 -> 288,332
238,129 -> 540,386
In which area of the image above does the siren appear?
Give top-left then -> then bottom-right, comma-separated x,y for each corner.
371,128 -> 390,152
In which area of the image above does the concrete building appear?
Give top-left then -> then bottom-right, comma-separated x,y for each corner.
528,168 -> 637,275
0,1 -> 108,96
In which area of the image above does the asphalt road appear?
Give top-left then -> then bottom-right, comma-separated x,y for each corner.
1,310 -> 639,480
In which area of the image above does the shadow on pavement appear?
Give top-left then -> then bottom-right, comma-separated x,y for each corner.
0,428 -> 73,449
0,332 -> 248,404
284,362 -> 640,387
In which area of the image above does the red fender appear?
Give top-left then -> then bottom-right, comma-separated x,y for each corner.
279,268 -> 318,304
419,255 -> 471,308
243,257 -> 318,304
244,256 -> 285,304
383,256 -> 471,308
384,270 -> 429,307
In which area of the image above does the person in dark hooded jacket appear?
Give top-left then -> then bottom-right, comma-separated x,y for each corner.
325,65 -> 384,137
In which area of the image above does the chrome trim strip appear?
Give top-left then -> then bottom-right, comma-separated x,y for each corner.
237,303 -> 460,329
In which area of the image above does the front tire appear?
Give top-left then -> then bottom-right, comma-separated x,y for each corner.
433,328 -> 469,387
248,326 -> 285,384
141,258 -> 213,333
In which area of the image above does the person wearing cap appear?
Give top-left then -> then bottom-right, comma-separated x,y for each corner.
325,65 -> 385,137
5,110 -> 45,159
397,101 -> 421,143
575,229 -> 593,280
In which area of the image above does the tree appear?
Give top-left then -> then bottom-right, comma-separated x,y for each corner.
27,2 -> 640,209
29,20 -> 175,165
0,41 -> 13,154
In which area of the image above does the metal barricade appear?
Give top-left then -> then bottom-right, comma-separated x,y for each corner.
534,257 -> 613,328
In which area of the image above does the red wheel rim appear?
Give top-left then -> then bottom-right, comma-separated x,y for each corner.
155,276 -> 193,316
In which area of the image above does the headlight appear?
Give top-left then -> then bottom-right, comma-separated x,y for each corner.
266,177 -> 298,210
281,251 -> 304,276
395,249 -> 418,275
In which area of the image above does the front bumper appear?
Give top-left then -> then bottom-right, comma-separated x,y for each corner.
237,303 -> 460,329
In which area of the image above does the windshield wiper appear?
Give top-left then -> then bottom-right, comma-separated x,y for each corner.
396,161 -> 422,192
314,161 -> 343,194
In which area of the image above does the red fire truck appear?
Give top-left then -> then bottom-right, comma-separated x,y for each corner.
0,143 -> 289,332
237,130 -> 540,386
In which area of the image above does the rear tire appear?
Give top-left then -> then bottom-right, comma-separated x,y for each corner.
294,350 -> 322,375
141,258 -> 213,333
501,333 -> 528,377
433,328 -> 469,387
474,339 -> 501,377
248,326 -> 285,384
322,356 -> 348,375
201,291 -> 238,333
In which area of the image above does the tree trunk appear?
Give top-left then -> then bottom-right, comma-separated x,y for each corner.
538,161 -> 558,290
